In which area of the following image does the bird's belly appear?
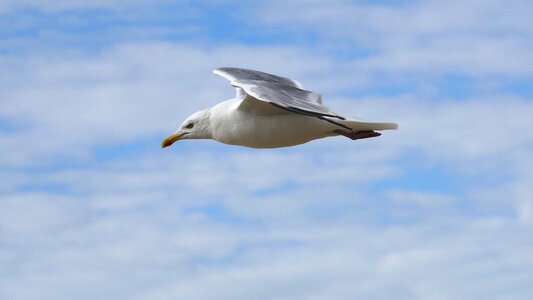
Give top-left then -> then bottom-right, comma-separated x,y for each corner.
213,112 -> 331,148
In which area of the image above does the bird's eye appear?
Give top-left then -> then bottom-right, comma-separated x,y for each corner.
185,123 -> 194,129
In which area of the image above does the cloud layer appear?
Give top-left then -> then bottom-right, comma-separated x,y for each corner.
1,1 -> 532,299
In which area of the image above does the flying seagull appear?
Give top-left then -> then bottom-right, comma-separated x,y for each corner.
162,67 -> 398,149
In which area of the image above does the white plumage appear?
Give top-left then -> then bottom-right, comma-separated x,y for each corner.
162,68 -> 398,149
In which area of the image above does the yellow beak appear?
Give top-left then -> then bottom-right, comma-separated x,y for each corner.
161,132 -> 186,148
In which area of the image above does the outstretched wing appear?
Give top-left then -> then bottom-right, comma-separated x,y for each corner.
213,67 -> 342,119
231,79 -> 344,119
213,67 -> 304,89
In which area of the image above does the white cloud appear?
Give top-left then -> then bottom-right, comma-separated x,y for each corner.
2,188 -> 532,299
1,1 -> 532,299
253,0 -> 533,77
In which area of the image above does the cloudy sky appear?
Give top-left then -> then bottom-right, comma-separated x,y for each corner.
1,0 -> 532,299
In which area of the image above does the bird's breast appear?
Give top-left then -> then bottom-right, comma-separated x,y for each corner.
210,107 -> 331,148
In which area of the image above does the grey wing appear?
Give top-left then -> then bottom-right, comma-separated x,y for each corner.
213,67 -> 335,117
232,79 -> 345,120
213,67 -> 304,89
213,67 -> 325,106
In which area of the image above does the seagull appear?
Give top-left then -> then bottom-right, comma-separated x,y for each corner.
162,67 -> 398,149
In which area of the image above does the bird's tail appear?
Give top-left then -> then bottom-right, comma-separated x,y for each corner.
336,118 -> 398,131
325,118 -> 398,140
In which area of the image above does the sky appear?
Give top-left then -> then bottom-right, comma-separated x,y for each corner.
1,0 -> 532,299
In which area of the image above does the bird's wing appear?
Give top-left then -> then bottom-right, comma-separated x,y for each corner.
213,67 -> 323,106
231,79 -> 344,120
213,67 -> 342,118
213,67 -> 304,89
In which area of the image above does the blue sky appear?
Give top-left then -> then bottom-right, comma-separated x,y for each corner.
1,1 -> 533,299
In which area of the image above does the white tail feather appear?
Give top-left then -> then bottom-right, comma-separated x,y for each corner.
338,119 -> 398,131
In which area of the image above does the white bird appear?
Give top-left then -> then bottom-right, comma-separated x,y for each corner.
162,67 -> 398,149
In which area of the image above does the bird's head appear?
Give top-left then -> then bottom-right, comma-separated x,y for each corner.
161,109 -> 212,148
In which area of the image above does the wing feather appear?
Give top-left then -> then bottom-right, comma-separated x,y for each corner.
213,67 -> 341,119
213,67 -> 303,89
232,79 -> 344,120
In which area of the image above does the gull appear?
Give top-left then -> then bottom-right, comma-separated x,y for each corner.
162,67 -> 398,149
